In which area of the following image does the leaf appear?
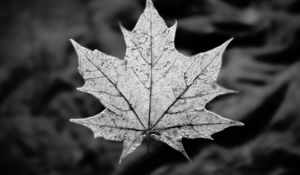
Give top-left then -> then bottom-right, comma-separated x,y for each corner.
69,0 -> 243,163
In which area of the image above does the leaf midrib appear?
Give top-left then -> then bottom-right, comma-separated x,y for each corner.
147,4 -> 154,130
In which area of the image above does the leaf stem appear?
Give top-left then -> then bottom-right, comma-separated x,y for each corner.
147,135 -> 151,175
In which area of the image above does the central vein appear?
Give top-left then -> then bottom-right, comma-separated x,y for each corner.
148,7 -> 153,130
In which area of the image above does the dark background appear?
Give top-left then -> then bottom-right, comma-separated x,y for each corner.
1,0 -> 300,174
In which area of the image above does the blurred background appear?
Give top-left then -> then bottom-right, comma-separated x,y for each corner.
1,0 -> 300,174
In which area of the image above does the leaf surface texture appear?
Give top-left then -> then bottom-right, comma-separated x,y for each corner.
70,0 -> 243,163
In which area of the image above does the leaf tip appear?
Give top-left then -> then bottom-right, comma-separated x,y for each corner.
70,39 -> 89,52
169,20 -> 178,31
118,21 -> 126,31
173,20 -> 178,27
119,149 -> 128,164
228,37 -> 234,43
70,39 -> 78,47
69,118 -> 88,127
183,152 -> 192,162
231,120 -> 244,127
70,39 -> 83,52
221,38 -> 234,50
119,23 -> 130,34
229,89 -> 239,94
69,118 -> 79,123
222,88 -> 239,95
206,37 -> 233,63
177,146 -> 191,162
76,87 -> 84,92
236,121 -> 245,126
146,0 -> 154,8
207,136 -> 214,140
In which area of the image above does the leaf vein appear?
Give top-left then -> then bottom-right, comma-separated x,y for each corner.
80,50 -> 146,129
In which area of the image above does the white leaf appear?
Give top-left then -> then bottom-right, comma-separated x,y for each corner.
70,0 -> 243,163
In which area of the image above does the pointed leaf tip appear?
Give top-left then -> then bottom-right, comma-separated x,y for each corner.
70,39 -> 78,47
169,20 -> 178,31
236,121 -> 245,126
70,39 -> 82,51
69,118 -> 85,127
229,120 -> 244,127
70,39 -> 90,52
118,22 -> 128,32
119,23 -> 130,35
222,38 -> 233,49
146,0 -> 154,8
182,151 -> 191,162
69,118 -> 80,124
172,20 -> 178,27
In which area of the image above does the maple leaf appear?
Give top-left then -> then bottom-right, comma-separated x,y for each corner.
70,0 -> 243,163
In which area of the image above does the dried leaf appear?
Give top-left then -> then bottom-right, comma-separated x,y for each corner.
70,0 -> 243,163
